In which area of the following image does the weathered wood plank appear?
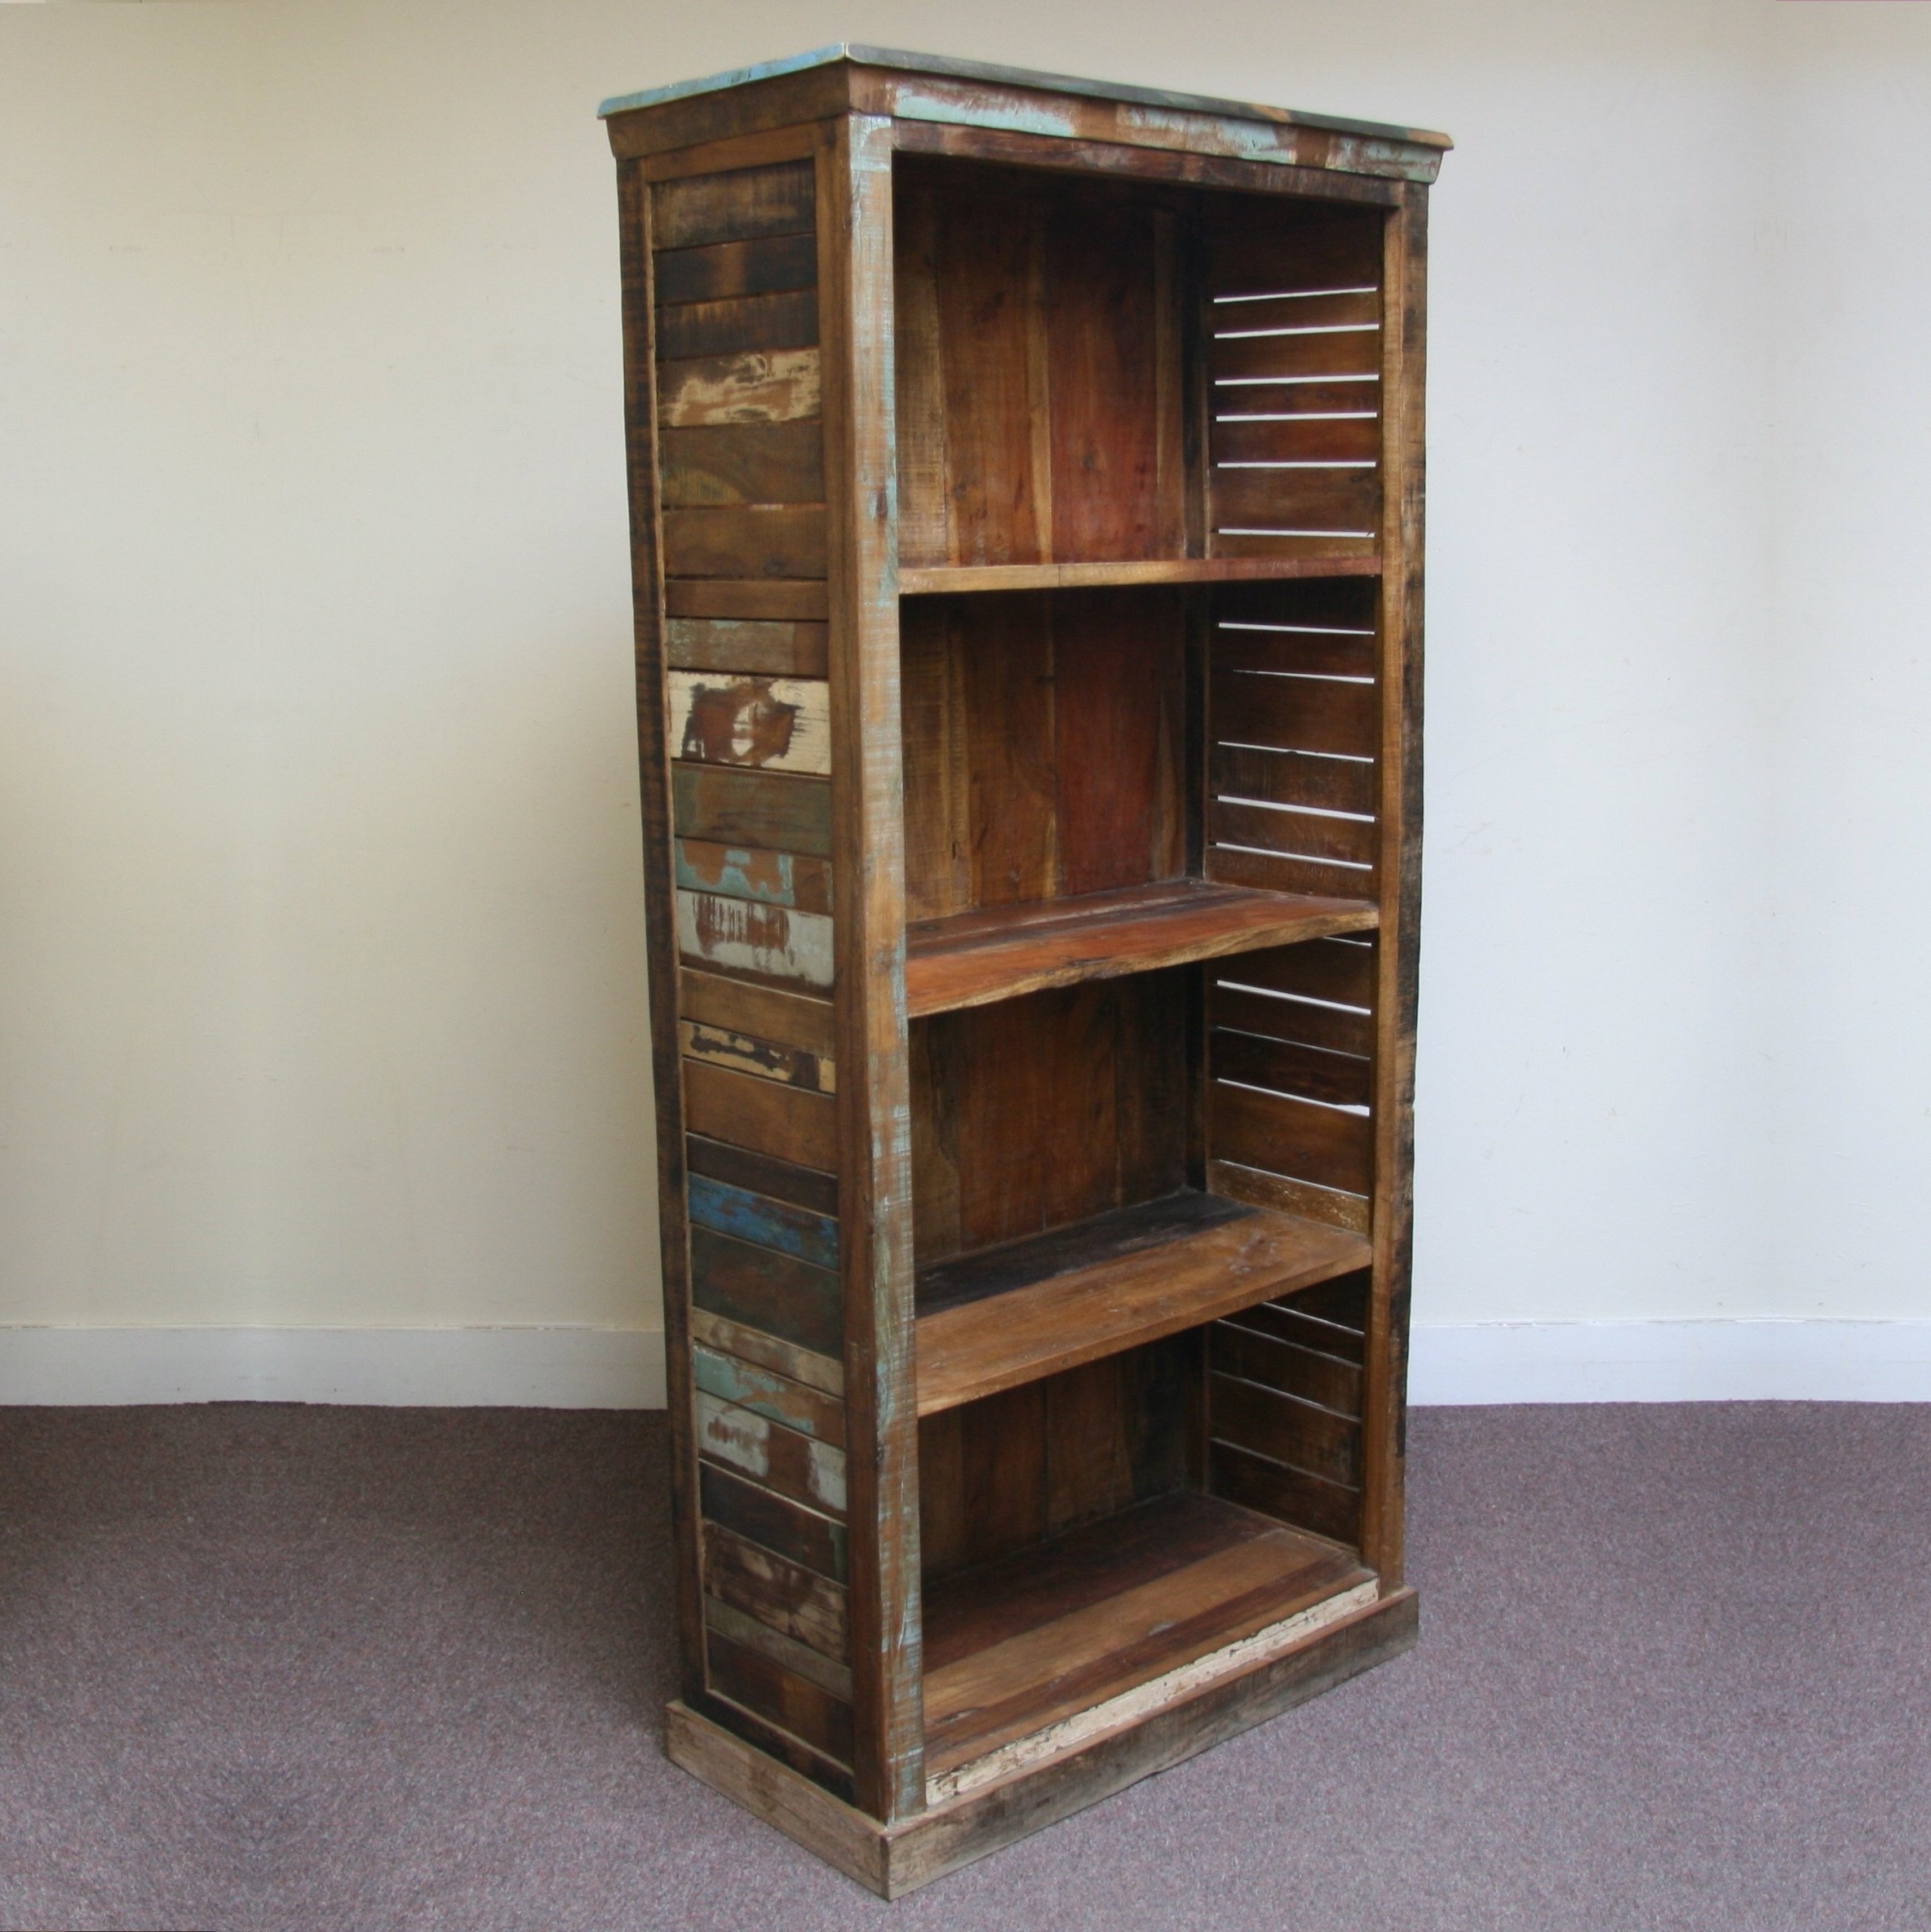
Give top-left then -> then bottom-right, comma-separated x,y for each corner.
669,671 -> 831,774
702,1459 -> 848,1583
705,1593 -> 853,1702
650,159 -> 816,250
689,1172 -> 839,1270
693,1342 -> 847,1447
706,1628 -> 855,1766
1212,465 -> 1382,535
1209,1080 -> 1374,1198
675,888 -> 835,990
1211,797 -> 1379,869
687,1132 -> 839,1219
671,765 -> 832,857
702,1520 -> 848,1662
680,966 -> 835,1059
683,1057 -> 838,1171
655,287 -> 820,363
658,348 -> 822,428
1208,1373 -> 1360,1488
659,422 -> 826,507
1207,1157 -> 1371,1235
691,1224 -> 842,1378
665,577 -> 829,622
666,614 -> 830,676
1208,1440 -> 1361,1545
655,230 -> 818,306
676,839 -> 833,916
1209,1319 -> 1363,1416
691,1305 -> 844,1398
1211,743 -> 1379,818
1211,934 -> 1377,1011
662,506 -> 828,580
1211,670 -> 1379,759
1212,1030 -> 1371,1109
698,1389 -> 848,1515
682,1017 -> 833,1094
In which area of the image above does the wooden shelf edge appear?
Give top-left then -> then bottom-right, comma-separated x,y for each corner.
905,880 -> 1379,1021
898,556 -> 1384,596
914,1195 -> 1372,1416
662,1585 -> 1418,1899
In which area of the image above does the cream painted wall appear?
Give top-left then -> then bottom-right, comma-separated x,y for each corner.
0,1 -> 1924,1374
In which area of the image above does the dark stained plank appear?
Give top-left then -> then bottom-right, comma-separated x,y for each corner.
1211,933 -> 1376,1010
659,421 -> 825,507
915,1196 -> 1368,1416
687,1133 -> 839,1219
679,966 -> 835,1059
671,765 -> 832,857
666,614 -> 830,676
1207,1157 -> 1371,1237
897,598 -> 972,922
1208,1440 -> 1361,1546
1212,326 -> 1381,385
658,348 -> 822,428
1211,797 -> 1379,869
1212,1030 -> 1371,1110
1208,1372 -> 1361,1488
707,1628 -> 855,1766
683,1059 -> 838,1172
1209,1319 -> 1363,1415
705,1593 -> 853,1701
702,1520 -> 848,1662
664,577 -> 828,622
1214,413 -> 1380,467
1208,1080 -> 1373,1198
1211,667 -> 1378,758
905,878 -> 1375,1018
691,1220 -> 841,1361
960,595 -> 1057,908
1219,1291 -> 1366,1365
1211,742 -> 1380,818
662,505 -> 828,580
690,1174 -> 839,1270
702,1460 -> 848,1583
1212,465 -> 1381,537
693,1685 -> 855,1803
654,229 -> 818,306
654,287 -> 819,363
649,158 -> 817,250
1208,840 -> 1385,902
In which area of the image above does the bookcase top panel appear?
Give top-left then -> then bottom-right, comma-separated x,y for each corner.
599,43 -> 1451,160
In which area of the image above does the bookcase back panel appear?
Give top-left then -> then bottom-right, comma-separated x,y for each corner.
649,148 -> 858,1798
894,159 -> 1187,569
1206,1270 -> 1369,1548
909,973 -> 1190,1270
918,1337 -> 1196,1581
900,590 -> 1187,922
1205,200 -> 1384,560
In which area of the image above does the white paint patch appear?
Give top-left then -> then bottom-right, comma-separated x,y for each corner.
675,890 -> 834,989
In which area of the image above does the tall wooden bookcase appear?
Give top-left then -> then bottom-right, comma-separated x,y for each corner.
602,47 -> 1447,1896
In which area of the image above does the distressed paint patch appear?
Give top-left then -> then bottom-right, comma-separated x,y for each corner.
674,838 -> 833,915
679,1018 -> 835,1095
697,1389 -> 848,1513
657,348 -> 822,428
689,1172 -> 840,1270
1118,104 -> 1297,164
668,671 -> 830,775
892,84 -> 1079,140
694,1343 -> 844,1445
676,888 -> 834,989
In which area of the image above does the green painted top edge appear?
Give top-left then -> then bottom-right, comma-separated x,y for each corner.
596,43 -> 1453,151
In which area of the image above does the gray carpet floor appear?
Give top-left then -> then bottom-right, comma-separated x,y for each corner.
0,1402 -> 1923,1930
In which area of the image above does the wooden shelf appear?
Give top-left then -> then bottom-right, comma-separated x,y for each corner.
898,557 -> 1383,596
915,1190 -> 1371,1416
923,1491 -> 1376,1793
905,878 -> 1377,1019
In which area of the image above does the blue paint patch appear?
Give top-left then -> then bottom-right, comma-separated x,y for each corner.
675,842 -> 797,907
693,1345 -> 830,1438
690,1173 -> 839,1271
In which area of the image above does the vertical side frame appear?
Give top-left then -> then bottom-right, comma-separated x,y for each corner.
1360,183 -> 1428,1584
817,113 -> 925,1821
615,157 -> 706,1697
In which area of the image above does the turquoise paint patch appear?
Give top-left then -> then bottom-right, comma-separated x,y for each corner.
675,843 -> 797,908
892,87 -> 1078,139
690,1173 -> 839,1270
693,1345 -> 830,1438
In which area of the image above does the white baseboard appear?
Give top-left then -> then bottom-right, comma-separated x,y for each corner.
0,1326 -> 666,1407
1410,1319 -> 1931,1404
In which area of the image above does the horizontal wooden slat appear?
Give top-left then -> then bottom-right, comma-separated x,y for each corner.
659,422 -> 825,507
1211,379 -> 1383,419
690,1173 -> 839,1268
1208,1441 -> 1360,1546
665,614 -> 830,676
676,888 -> 834,990
1211,670 -> 1379,757
1211,743 -> 1379,817
1208,1159 -> 1371,1235
698,1390 -> 848,1516
1210,1081 -> 1373,1197
690,1226 -> 843,1358
669,671 -> 830,775
706,1628 -> 854,1767
679,967 -> 835,1059
687,1133 -> 839,1219
658,348 -> 822,428
701,1460 -> 848,1583
1210,1320 -> 1364,1415
683,1057 -> 838,1171
1211,327 -> 1381,383
1212,1031 -> 1371,1110
662,506 -> 828,581
1212,414 -> 1380,467
702,1520 -> 848,1662
1212,530 -> 1379,561
693,1342 -> 846,1447
1209,290 -> 1381,334
649,160 -> 816,251
1209,1373 -> 1360,1488
664,578 -> 828,622
1211,936 -> 1377,1009
703,1594 -> 852,1703
1212,466 -> 1382,534
655,287 -> 819,363
676,839 -> 834,915
1216,1286 -> 1368,1364
1210,983 -> 1373,1060
1211,799 -> 1378,869
671,765 -> 832,857
682,1017 -> 833,1092
654,231 -> 818,307
897,556 -> 1383,596
690,1306 -> 843,1398
1211,854 -> 1376,914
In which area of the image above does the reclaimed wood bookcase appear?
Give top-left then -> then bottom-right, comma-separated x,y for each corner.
602,47 -> 1447,1896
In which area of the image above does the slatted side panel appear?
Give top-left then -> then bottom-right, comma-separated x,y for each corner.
1206,1270 -> 1369,1548
1205,203 -> 1384,560
649,149 -> 855,1800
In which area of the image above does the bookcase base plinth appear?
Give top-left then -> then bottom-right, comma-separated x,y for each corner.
664,1584 -> 1418,1899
